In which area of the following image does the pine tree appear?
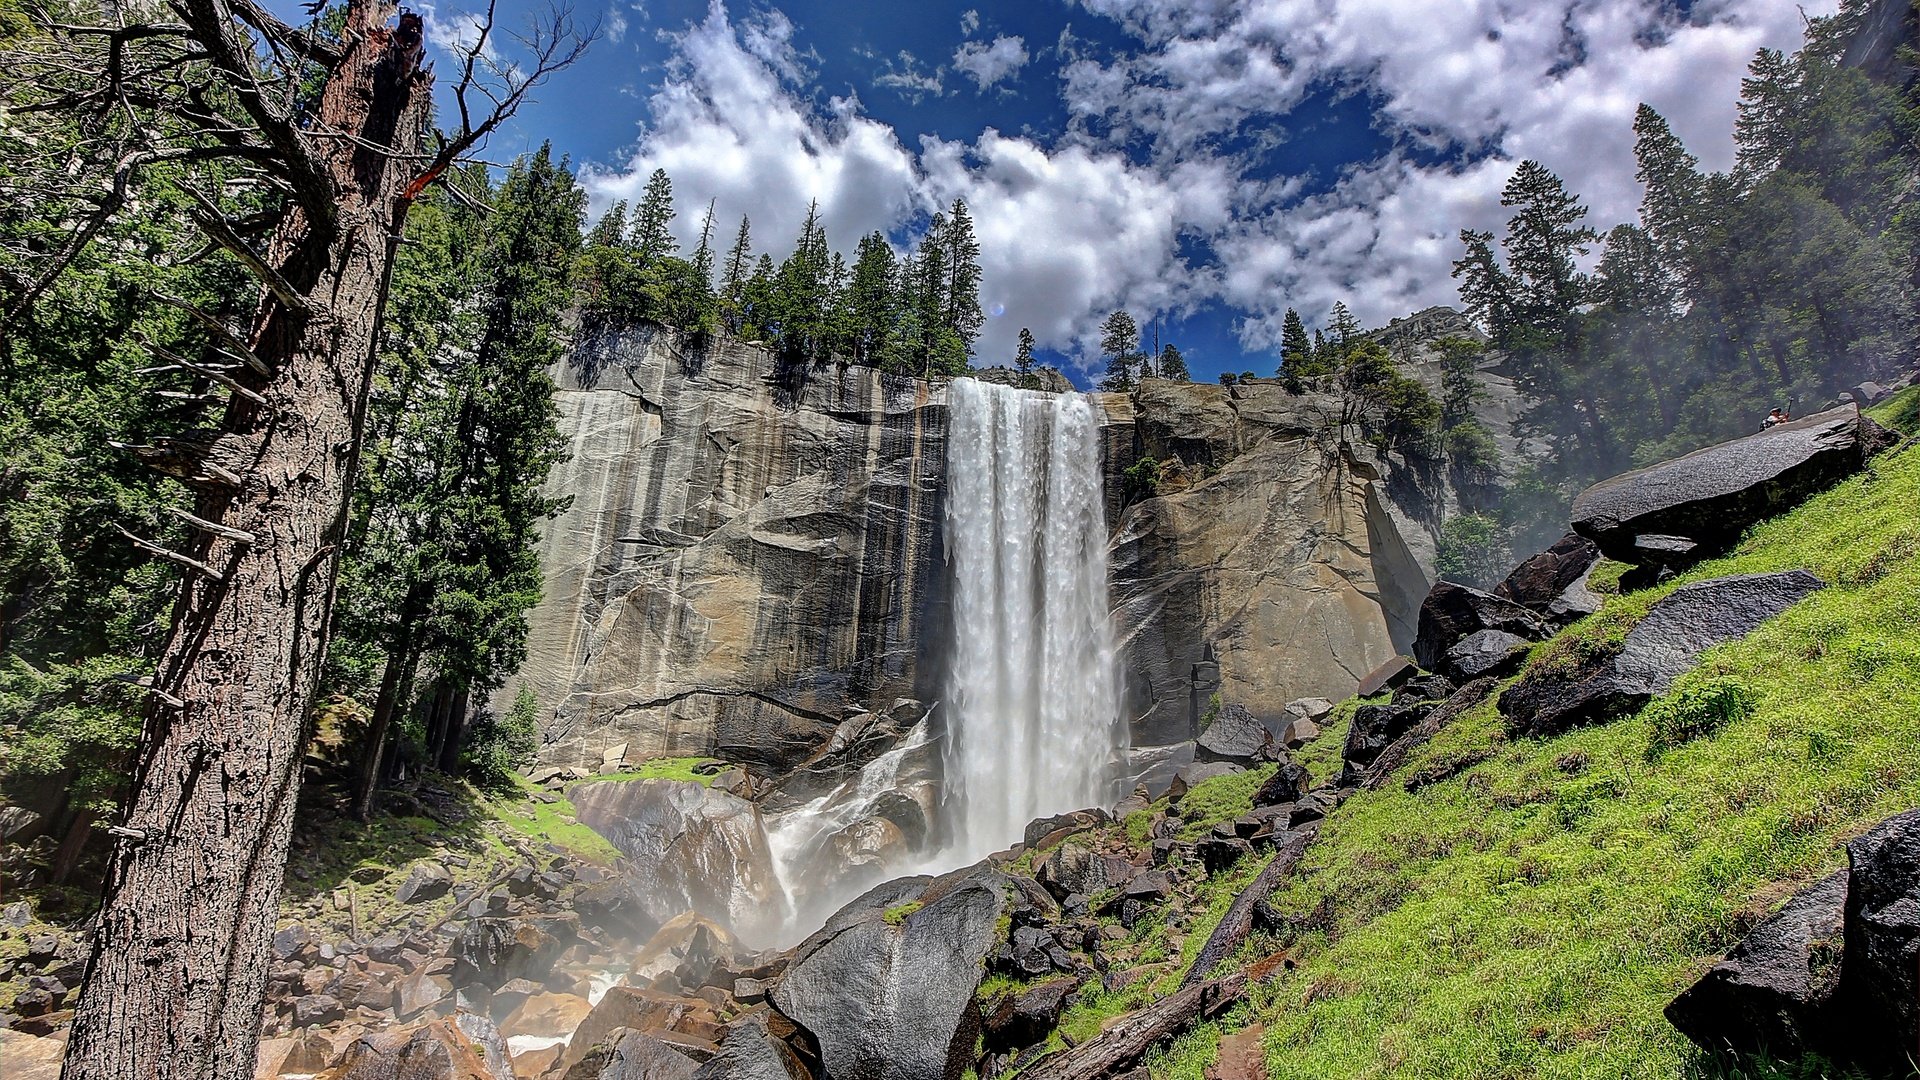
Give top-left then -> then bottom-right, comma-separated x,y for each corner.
344,145 -> 582,820
630,167 -> 677,262
772,199 -> 832,362
719,215 -> 753,334
941,198 -> 984,357
587,200 -> 628,249
1014,326 -> 1037,387
1327,301 -> 1362,355
1279,307 -> 1312,376
1098,309 -> 1140,391
1158,343 -> 1189,382
847,232 -> 898,365
691,199 -> 718,287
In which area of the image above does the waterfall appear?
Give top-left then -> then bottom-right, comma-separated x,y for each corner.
940,378 -> 1126,860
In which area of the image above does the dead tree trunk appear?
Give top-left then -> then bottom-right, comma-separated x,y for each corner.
1181,825 -> 1317,990
60,6 -> 429,1078
1020,972 -> 1248,1080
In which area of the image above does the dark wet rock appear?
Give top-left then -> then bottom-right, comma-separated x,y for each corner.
983,977 -> 1079,1054
1251,762 -> 1309,807
563,988 -> 721,1074
1837,809 -> 1920,1068
564,1028 -> 701,1080
396,861 -> 454,905
572,778 -> 783,942
773,866 -> 1007,1080
1665,871 -> 1847,1059
1412,582 -> 1549,672
1343,700 -> 1436,772
1494,533 -> 1601,616
1192,836 -> 1253,874
291,993 -> 345,1028
1121,871 -> 1174,904
1632,534 -> 1700,566
1443,629 -> 1530,681
1393,673 -> 1456,705
1572,404 -> 1879,563
1847,381 -> 1888,406
1125,742 -> 1196,799
322,1014 -> 514,1080
691,1012 -> 813,1080
1167,761 -> 1242,801
1195,704 -> 1279,764
1355,656 -> 1416,698
1022,809 -> 1111,848
450,914 -> 580,990
1502,570 -> 1825,738
271,923 -> 311,961
1035,842 -> 1129,904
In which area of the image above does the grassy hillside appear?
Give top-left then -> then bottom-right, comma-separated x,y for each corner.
1184,390 -> 1920,1078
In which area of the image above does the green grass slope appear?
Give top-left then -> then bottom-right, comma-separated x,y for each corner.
1233,391 -> 1920,1079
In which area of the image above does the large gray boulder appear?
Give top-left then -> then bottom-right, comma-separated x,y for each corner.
1571,405 -> 1879,565
1195,704 -> 1279,764
1412,581 -> 1550,672
1664,871 -> 1847,1058
772,866 -> 1008,1080
1502,570 -> 1824,738
451,915 -> 580,990
572,779 -> 783,942
1493,533 -> 1600,613
1837,809 -> 1920,1069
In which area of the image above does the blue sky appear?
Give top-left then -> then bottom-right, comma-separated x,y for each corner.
351,0 -> 1830,384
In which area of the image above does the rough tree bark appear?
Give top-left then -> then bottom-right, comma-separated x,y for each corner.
60,4 -> 431,1077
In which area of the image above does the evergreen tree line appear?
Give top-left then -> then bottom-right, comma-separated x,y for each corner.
1452,3 -> 1918,553
0,138 -> 586,864
1095,309 -> 1191,389
577,168 -> 986,377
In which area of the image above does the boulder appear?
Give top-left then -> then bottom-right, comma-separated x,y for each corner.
1355,657 -> 1416,698
982,977 -> 1079,1053
1195,704 -> 1280,764
1847,381 -> 1887,406
292,993 -> 346,1028
394,968 -> 453,1019
1836,809 -> 1920,1069
1493,532 -> 1600,616
319,1014 -> 513,1080
772,866 -> 1008,1080
450,914 -> 580,990
1166,761 -> 1242,801
0,1029 -> 64,1080
1502,570 -> 1825,738
501,991 -> 594,1041
1443,629 -> 1530,681
1342,700 -> 1435,772
1665,871 -> 1847,1059
691,1012 -> 813,1080
571,779 -> 783,943
1022,809 -> 1111,849
563,1028 -> 701,1080
395,862 -> 454,905
1123,742 -> 1195,800
1251,762 -> 1310,807
1571,404 -> 1879,564
562,987 -> 719,1074
1035,842 -> 1131,904
1412,582 -> 1549,671
631,912 -> 740,989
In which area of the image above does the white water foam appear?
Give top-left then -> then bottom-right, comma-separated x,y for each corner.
939,378 -> 1126,861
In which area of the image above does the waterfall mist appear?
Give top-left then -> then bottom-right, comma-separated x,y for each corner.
939,379 -> 1126,861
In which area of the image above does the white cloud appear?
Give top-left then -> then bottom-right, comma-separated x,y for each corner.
952,35 -> 1031,92
872,50 -> 947,102
606,4 -> 628,44
585,0 -> 1834,375
960,9 -> 981,36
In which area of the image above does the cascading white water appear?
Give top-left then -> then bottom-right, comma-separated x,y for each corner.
940,378 -> 1126,860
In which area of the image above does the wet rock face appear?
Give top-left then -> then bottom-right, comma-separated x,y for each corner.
773,867 -> 1009,1080
511,329 -> 951,774
1665,871 -> 1848,1056
1571,404 -> 1879,565
571,779 -> 782,944
1501,570 -> 1826,738
1412,581 -> 1549,673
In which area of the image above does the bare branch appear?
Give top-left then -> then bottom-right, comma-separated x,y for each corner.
180,185 -> 313,315
112,523 -> 227,581
150,293 -> 272,375
135,333 -> 271,405
165,506 -> 258,545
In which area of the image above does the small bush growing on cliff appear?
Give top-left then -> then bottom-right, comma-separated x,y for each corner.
466,687 -> 542,791
1644,676 -> 1758,758
1123,456 -> 1167,503
1436,513 -> 1509,589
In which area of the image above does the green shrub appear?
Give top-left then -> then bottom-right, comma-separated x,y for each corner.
882,900 -> 923,925
1645,676 -> 1757,757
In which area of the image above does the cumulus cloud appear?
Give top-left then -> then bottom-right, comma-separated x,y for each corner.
586,0 -> 1833,375
953,34 -> 1031,91
960,8 -> 981,36
872,50 -> 946,102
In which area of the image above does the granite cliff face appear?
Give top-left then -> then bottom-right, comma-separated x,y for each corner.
517,319 -> 1509,769
516,327 -> 950,773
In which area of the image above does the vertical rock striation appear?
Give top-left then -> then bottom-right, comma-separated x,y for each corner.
514,328 -> 949,772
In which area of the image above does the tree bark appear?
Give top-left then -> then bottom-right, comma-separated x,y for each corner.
436,686 -> 471,774
352,623 -> 417,822
1180,827 -> 1316,991
61,5 -> 428,1079
1020,972 -> 1247,1080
